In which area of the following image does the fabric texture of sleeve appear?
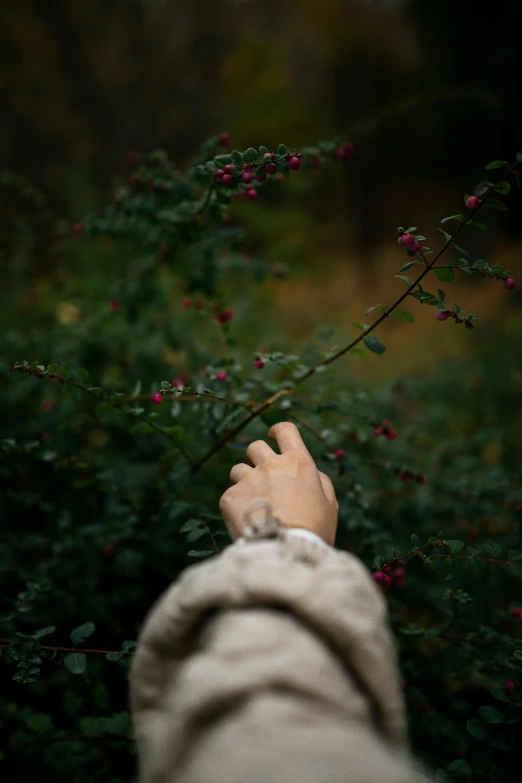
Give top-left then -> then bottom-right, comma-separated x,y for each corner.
130,531 -> 428,783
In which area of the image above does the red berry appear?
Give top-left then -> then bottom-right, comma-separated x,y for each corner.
183,298 -> 192,308
342,141 -> 354,155
400,472 -> 409,482
373,571 -> 386,583
266,163 -> 277,175
399,233 -> 415,247
218,131 -> 231,147
505,680 -> 517,693
241,172 -> 253,184
392,567 -> 404,578
264,153 -> 273,159
160,243 -> 167,254
215,169 -> 224,179
111,299 -> 120,311
103,544 -> 114,556
173,374 -> 186,389
436,311 -> 449,321
383,565 -> 391,575
217,309 -> 233,325
151,393 -> 163,405
386,430 -> 398,440
246,189 -> 258,200
409,241 -> 420,252
216,371 -> 227,382
255,173 -> 267,182
334,449 -> 345,460
288,156 -> 301,170
373,426 -> 384,437
72,223 -> 83,234
223,164 -> 233,173
466,195 -> 480,209
512,607 -> 522,619
383,575 -> 392,586
222,173 -> 234,185
41,399 -> 53,413
505,276 -> 516,290
418,474 -> 427,484
468,528 -> 479,540
254,357 -> 264,369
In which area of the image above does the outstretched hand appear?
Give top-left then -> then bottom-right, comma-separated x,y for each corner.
219,422 -> 338,545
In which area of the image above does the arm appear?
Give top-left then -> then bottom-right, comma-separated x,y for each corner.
130,423 -> 427,783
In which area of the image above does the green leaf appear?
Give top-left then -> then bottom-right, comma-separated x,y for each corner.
399,261 -> 417,271
466,719 -> 489,741
230,150 -> 243,165
352,321 -> 369,330
160,381 -> 171,389
47,364 -> 59,373
70,622 -> 95,645
33,626 -> 56,640
495,181 -> 510,195
516,151 -> 522,163
433,268 -> 454,282
491,685 -> 511,703
436,770 -> 450,783
485,198 -> 508,211
468,219 -> 488,230
187,550 -> 215,558
394,275 -> 414,288
363,336 -> 386,355
243,147 -> 257,164
277,143 -> 287,155
411,533 -> 420,546
447,758 -> 471,778
478,706 -> 504,724
363,304 -> 386,316
446,540 -> 464,554
473,259 -> 488,270
437,288 -> 446,302
391,309 -> 414,323
483,540 -> 501,558
509,550 -> 522,561
485,160 -> 507,170
64,652 -> 87,675
466,557 -> 485,579
26,712 -> 55,734
441,214 -> 463,224
444,558 -> 458,580
511,563 -> 522,578
350,348 -> 367,358
258,146 -> 269,156
105,651 -> 124,662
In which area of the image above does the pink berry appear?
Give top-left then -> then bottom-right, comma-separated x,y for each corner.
242,171 -> 253,184
409,241 -> 420,252
383,565 -> 391,575
383,575 -> 392,586
183,297 -> 192,308
72,223 -> 83,234
386,430 -> 398,441
254,357 -> 264,369
256,173 -> 267,182
399,233 -> 415,247
215,169 -> 224,179
512,607 -> 522,619
266,163 -> 277,175
436,311 -> 449,321
334,449 -> 345,460
373,572 -> 386,583
395,578 -> 405,588
222,173 -> 234,185
466,195 -> 480,209
373,426 -> 384,437
505,276 -> 516,290
246,188 -> 258,200
392,567 -> 404,578
218,131 -> 230,147
288,156 -> 301,170
217,309 -> 233,325
264,152 -> 273,159
216,371 -> 227,382
151,393 -> 163,405
111,299 -> 120,311
505,680 -> 517,693
223,164 -> 233,173
174,374 -> 186,389
234,192 -> 245,200
418,474 -> 427,484
400,472 -> 409,482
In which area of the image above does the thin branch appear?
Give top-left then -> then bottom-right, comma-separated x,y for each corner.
0,637 -> 134,655
200,519 -> 221,553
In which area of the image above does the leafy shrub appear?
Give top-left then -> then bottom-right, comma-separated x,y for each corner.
1,136 -> 521,782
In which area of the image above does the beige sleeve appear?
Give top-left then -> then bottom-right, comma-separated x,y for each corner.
130,533 -> 428,783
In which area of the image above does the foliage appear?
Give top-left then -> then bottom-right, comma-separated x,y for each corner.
1,135 -> 522,783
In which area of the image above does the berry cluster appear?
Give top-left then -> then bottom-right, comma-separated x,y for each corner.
215,150 -> 303,201
373,564 -> 405,588
397,470 -> 427,484
373,419 -> 398,440
182,297 -> 234,325
398,231 -> 421,254
511,606 -> 522,622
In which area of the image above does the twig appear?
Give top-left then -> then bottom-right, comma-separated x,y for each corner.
200,519 -> 221,553
0,637 -> 134,656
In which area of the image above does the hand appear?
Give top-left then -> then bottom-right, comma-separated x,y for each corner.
219,422 -> 339,545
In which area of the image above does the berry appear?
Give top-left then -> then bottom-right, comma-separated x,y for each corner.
234,192 -> 245,200
505,680 -> 517,693
334,449 -> 345,460
223,164 -> 233,173
372,571 -> 386,583
399,233 -> 415,247
246,188 -> 258,200
418,474 -> 427,484
466,195 -> 480,209
511,607 -> 521,619
218,131 -> 230,147
242,171 -> 253,184
255,173 -> 267,182
342,141 -> 354,155
111,299 -> 120,311
288,156 -> 301,170
183,298 -> 192,308
383,575 -> 392,586
436,311 -> 449,321
72,223 -> 83,234
41,399 -> 53,413
400,472 -> 409,482
151,393 -> 163,405
505,276 -> 516,290
222,173 -> 234,185
266,163 -> 277,175
217,309 -> 233,325
215,169 -> 224,179
392,567 -> 404,578
386,429 -> 398,440
373,426 -> 384,437
264,153 -> 273,159
173,374 -> 187,389
254,357 -> 264,369
103,544 -> 114,556
159,243 -> 167,254
216,371 -> 227,382
468,528 -> 479,541
310,157 -> 321,169
409,241 -> 420,252
383,565 -> 391,575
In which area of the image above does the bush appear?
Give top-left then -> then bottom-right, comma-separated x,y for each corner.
1,137 -> 521,782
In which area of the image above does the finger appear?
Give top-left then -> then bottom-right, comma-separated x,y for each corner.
268,421 -> 311,456
319,472 -> 337,505
246,439 -> 276,466
230,463 -> 252,484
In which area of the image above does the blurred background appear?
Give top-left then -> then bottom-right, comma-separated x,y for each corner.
2,0 -> 521,382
